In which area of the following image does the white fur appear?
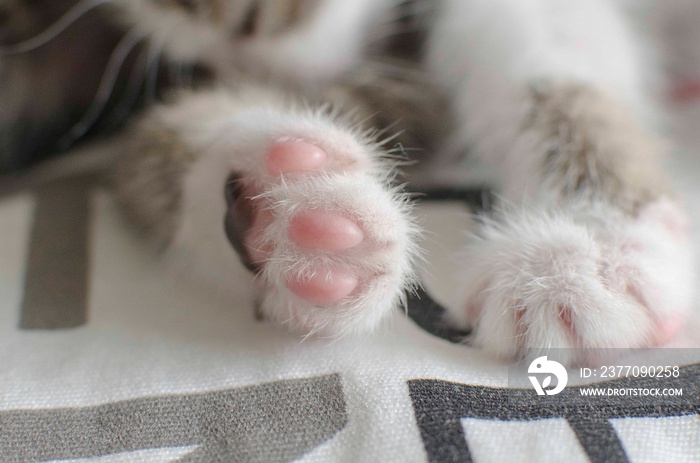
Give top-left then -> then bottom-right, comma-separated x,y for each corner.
157,88 -> 419,336
114,0 -> 222,61
428,0 -> 649,181
453,199 -> 693,365
234,0 -> 397,84
118,0 -> 395,84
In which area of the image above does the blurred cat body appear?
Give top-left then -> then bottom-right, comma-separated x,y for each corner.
0,0 -> 694,365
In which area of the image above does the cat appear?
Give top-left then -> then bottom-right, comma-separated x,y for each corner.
0,0 -> 694,365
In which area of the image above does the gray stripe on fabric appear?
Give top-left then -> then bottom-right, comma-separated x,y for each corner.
1,374 -> 347,463
19,176 -> 93,329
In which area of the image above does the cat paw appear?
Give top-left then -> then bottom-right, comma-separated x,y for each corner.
224,137 -> 418,336
454,200 -> 694,365
116,91 -> 418,337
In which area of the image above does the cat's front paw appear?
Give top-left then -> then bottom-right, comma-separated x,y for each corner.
115,91 -> 419,337
455,200 -> 694,365
224,137 -> 418,336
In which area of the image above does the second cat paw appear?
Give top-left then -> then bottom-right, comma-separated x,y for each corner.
452,200 -> 694,365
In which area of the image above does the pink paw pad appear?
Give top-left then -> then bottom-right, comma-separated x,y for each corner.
289,211 -> 364,251
287,269 -> 359,304
244,140 -> 369,307
266,140 -> 327,175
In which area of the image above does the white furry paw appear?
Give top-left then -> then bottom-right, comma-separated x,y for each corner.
121,90 -> 419,337
219,131 -> 418,337
454,200 -> 694,365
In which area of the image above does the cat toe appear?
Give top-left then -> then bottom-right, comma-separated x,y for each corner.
286,268 -> 359,304
288,211 -> 364,251
266,140 -> 328,175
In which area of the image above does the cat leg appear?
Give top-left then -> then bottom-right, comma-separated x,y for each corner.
429,0 -> 694,363
113,85 -> 419,337
454,84 -> 693,363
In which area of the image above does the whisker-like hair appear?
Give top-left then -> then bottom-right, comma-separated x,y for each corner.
0,0 -> 115,55
366,0 -> 432,47
144,20 -> 183,103
104,43 -> 151,127
145,43 -> 165,104
59,27 -> 148,149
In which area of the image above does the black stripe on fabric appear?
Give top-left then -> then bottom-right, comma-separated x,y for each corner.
409,364 -> 700,463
